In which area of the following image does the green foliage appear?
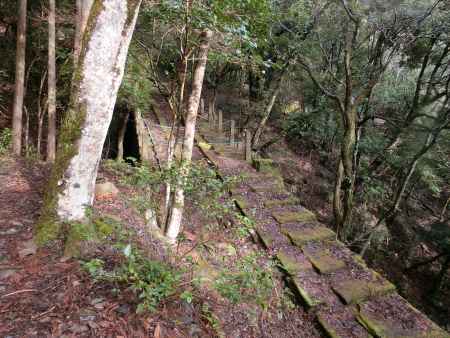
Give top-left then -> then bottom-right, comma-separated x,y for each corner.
283,108 -> 338,149
111,160 -> 239,220
234,214 -> 256,239
0,128 -> 12,155
83,245 -> 181,313
118,45 -> 154,112
213,253 -> 273,309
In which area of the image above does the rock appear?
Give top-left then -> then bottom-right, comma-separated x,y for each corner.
145,209 -> 158,228
18,239 -> 37,258
0,269 -> 17,280
91,298 -> 106,309
0,228 -> 19,235
10,220 -> 23,227
116,304 -> 130,315
95,181 -> 119,200
79,309 -> 96,322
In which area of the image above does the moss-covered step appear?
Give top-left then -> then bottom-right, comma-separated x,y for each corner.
273,210 -> 317,224
281,225 -> 336,246
304,251 -> 347,274
252,158 -> 276,172
249,181 -> 285,194
233,196 -> 249,213
291,269 -> 341,309
276,246 -> 313,275
357,294 -> 450,338
264,197 -> 300,209
317,305 -> 372,338
332,278 -> 396,305
255,223 -> 290,249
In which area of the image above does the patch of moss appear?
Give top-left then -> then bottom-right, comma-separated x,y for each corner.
272,210 -> 317,224
332,279 -> 396,305
277,249 -> 311,274
264,197 -> 299,208
316,314 -> 340,338
292,277 -> 323,308
93,218 -> 116,238
283,226 -> 335,246
63,221 -> 98,257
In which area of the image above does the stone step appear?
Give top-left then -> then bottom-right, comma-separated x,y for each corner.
304,250 -> 347,275
331,273 -> 396,305
276,245 -> 313,274
292,269 -> 341,309
264,197 -> 300,209
254,222 -> 290,249
317,305 -> 371,338
249,181 -> 285,194
272,210 -> 317,224
356,294 -> 450,338
281,223 -> 336,246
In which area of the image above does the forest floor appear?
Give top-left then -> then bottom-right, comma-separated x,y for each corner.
0,155 -> 324,337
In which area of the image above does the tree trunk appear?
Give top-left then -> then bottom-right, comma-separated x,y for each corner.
165,30 -> 212,243
36,0 -> 142,245
47,0 -> 57,162
12,0 -> 27,156
74,0 -> 94,65
74,0 -> 82,65
117,111 -> 129,160
252,84 -> 281,149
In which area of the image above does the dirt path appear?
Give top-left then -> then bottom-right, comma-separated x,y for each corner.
0,158 -> 201,337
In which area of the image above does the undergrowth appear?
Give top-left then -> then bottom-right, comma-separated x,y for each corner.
83,245 -> 181,313
213,253 -> 274,309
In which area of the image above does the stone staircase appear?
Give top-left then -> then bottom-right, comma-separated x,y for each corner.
144,101 -> 449,337
195,144 -> 450,338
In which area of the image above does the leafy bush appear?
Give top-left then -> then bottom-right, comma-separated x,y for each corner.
0,128 -> 12,155
83,245 -> 181,313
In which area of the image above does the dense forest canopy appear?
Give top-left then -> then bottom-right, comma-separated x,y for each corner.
0,0 -> 449,336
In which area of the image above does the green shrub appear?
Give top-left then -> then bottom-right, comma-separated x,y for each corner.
83,245 -> 181,313
0,128 -> 12,155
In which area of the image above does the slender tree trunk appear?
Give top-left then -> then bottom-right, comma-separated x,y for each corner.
47,0 -> 57,162
36,0 -> 142,245
12,0 -> 27,156
164,40 -> 189,225
74,0 -> 94,65
117,111 -> 129,160
165,30 -> 212,243
252,84 -> 281,149
24,106 -> 29,154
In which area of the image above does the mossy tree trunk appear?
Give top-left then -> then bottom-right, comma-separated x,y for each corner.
74,0 -> 94,65
36,0 -> 142,245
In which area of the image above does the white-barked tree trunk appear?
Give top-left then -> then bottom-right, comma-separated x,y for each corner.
37,0 -> 142,244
